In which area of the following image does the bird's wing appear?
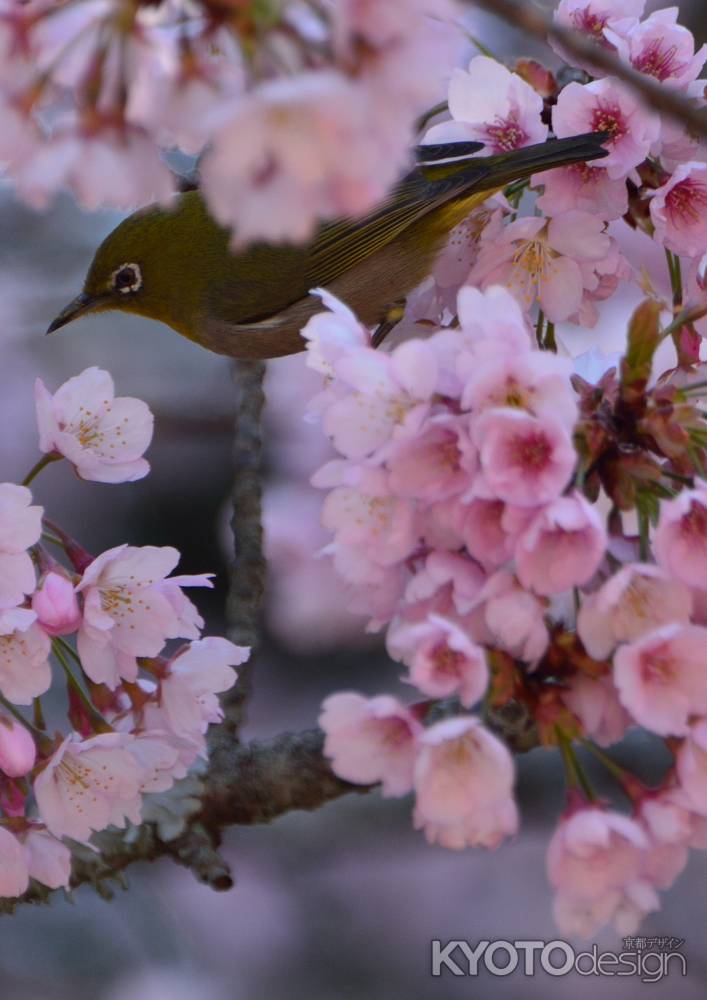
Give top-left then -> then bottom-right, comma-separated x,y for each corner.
305,161 -> 492,289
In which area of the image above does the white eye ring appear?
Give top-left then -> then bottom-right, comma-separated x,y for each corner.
111,262 -> 143,295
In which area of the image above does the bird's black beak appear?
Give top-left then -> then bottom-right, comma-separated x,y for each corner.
46,292 -> 104,335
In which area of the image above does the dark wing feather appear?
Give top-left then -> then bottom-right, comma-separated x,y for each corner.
305,161 -> 492,289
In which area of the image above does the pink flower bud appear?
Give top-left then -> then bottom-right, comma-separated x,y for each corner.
0,718 -> 36,777
31,571 -> 80,636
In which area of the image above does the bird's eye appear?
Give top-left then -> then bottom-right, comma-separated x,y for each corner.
111,263 -> 143,295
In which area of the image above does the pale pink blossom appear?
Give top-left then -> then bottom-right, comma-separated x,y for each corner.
0,827 -> 29,898
426,55 -> 547,153
34,733 -> 144,843
0,608 -> 52,705
319,339 -> 437,460
607,8 -> 707,90
473,408 -> 576,507
468,212 -> 613,323
547,807 -> 657,938
31,570 -> 81,637
552,78 -> 660,180
474,569 -> 549,663
127,732 -> 184,793
653,485 -> 707,588
387,615 -> 488,707
320,692 -> 422,796
318,464 -> 418,576
514,493 -> 607,596
533,162 -> 629,220
577,563 -> 692,660
459,350 -> 578,427
413,716 -> 518,849
613,624 -> 707,736
302,289 -> 371,379
571,237 -> 632,327
23,828 -> 72,890
201,72 -> 400,245
650,162 -> 707,258
0,483 -> 42,609
403,551 -> 486,617
456,285 -> 534,361
387,416 -> 475,503
14,125 -> 176,212
637,789 -> 703,891
0,717 -> 36,777
676,720 -> 707,816
552,0 -> 645,73
459,499 -> 531,570
76,545 -> 211,689
35,368 -> 153,484
561,673 -> 632,746
159,637 -> 248,740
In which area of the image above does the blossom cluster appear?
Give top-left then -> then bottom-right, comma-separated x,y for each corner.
0,367 -> 248,898
302,0 -> 707,941
0,0 -> 461,241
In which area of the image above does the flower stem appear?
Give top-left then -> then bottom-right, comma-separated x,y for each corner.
22,453 -> 61,488
52,639 -> 112,734
556,727 -> 596,802
33,697 -> 46,731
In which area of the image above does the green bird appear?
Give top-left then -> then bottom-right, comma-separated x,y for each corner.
48,133 -> 607,359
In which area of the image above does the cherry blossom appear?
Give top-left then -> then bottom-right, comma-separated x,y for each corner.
0,827 -> 29,899
413,716 -> 518,849
561,673 -> 632,747
76,545 -> 211,689
533,162 -> 629,220
474,569 -> 550,663
0,483 -> 42,610
677,720 -> 707,816
460,349 -> 578,427
32,570 -> 81,637
425,55 -> 547,153
607,8 -> 707,90
35,368 -> 153,484
34,733 -> 144,843
613,624 -> 707,736
468,212 -> 614,323
387,416 -> 475,503
552,78 -> 660,180
577,563 -> 692,660
650,162 -> 707,259
159,637 -> 247,741
552,0 -> 645,74
387,615 -> 489,707
653,486 -> 707,588
0,717 -> 36,777
0,609 -> 52,705
320,692 -> 422,796
547,807 -> 656,938
22,828 -> 72,891
201,72 -> 402,245
514,492 -> 607,596
473,408 -> 576,507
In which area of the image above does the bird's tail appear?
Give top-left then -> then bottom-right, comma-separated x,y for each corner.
419,132 -> 609,191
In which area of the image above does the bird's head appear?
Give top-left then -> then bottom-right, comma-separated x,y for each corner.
46,192 -> 227,340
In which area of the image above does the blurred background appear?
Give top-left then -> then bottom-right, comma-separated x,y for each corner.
0,1 -> 705,997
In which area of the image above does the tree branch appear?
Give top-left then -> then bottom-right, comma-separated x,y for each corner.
221,358 -> 267,738
466,0 -> 707,142
0,728 -> 364,913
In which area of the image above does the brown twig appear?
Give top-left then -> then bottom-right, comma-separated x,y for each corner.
465,0 -> 707,142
